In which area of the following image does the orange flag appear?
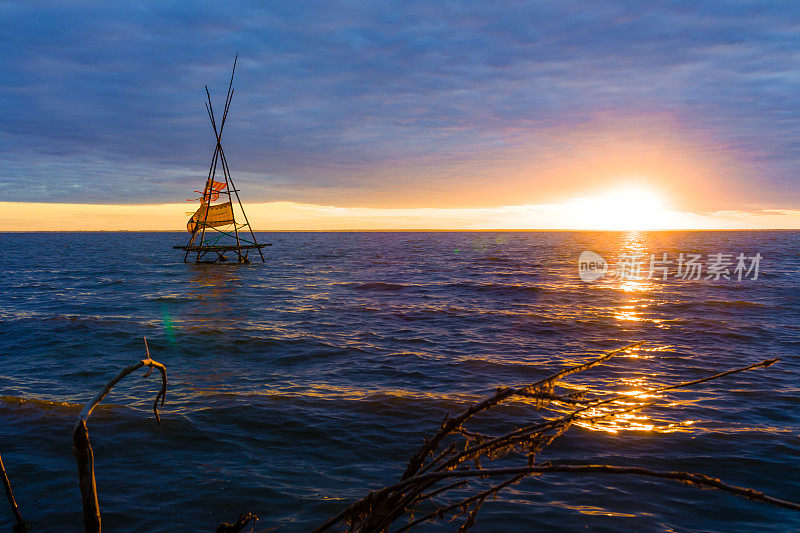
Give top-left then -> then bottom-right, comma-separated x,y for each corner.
188,180 -> 226,202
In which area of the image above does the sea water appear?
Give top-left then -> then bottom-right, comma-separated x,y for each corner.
1,231 -> 798,532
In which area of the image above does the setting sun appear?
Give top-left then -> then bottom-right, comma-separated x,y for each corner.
567,187 -> 677,230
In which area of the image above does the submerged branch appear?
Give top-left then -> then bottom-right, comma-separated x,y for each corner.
394,464 -> 800,532
434,357 -> 781,475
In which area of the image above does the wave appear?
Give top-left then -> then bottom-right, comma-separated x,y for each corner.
665,300 -> 769,310
351,282 -> 409,291
143,293 -> 198,302
443,282 -> 541,296
0,395 -> 83,411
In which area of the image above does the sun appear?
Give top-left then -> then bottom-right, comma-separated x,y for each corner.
570,187 -> 675,230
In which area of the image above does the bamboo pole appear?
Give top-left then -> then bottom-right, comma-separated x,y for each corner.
204,65 -> 244,260
186,82 -> 227,262
198,56 -> 236,262
213,54 -> 265,262
186,53 -> 265,263
215,139 -> 242,259
218,62 -> 243,259
218,146 -> 265,262
197,88 -> 221,262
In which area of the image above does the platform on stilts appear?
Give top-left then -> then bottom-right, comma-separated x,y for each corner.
174,53 -> 269,264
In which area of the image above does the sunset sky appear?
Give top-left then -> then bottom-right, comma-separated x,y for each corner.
2,1 -> 800,230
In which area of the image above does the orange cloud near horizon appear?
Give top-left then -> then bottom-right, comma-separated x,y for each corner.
1,199 -> 800,231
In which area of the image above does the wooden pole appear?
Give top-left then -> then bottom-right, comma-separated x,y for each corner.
218,147 -> 265,262
186,81 -> 227,262
205,63 -> 244,260
197,88 -> 222,262
73,420 -> 100,533
218,86 -> 243,260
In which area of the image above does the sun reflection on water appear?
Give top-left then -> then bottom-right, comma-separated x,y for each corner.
545,344 -> 698,435
570,388 -> 696,434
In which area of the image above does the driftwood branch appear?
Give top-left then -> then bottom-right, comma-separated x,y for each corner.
1,452 -> 28,531
73,337 -> 167,533
316,343 -> 795,532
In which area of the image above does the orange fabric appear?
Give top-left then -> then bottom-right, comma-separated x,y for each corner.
187,202 -> 235,233
198,180 -> 226,201
187,180 -> 226,202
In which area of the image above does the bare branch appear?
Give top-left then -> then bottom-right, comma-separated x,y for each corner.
317,353 -> 791,532
396,464 -> 800,512
77,339 -> 167,425
73,337 -> 168,533
432,358 -> 780,475
402,342 -> 644,479
396,474 -> 525,533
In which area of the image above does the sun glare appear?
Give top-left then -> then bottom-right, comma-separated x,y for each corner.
570,187 -> 675,230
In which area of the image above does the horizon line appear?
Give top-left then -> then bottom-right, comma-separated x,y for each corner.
2,228 -> 799,233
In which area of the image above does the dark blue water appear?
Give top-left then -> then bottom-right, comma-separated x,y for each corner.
1,231 -> 798,532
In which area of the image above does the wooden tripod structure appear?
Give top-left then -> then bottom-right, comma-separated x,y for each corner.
174,54 -> 269,263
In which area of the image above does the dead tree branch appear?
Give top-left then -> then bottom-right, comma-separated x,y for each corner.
73,337 -> 167,533
315,343 -> 794,532
401,341 -> 644,481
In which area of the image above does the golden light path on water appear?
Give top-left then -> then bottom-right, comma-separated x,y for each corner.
569,231 -> 693,434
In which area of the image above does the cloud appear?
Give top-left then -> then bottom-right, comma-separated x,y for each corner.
1,1 -> 800,208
